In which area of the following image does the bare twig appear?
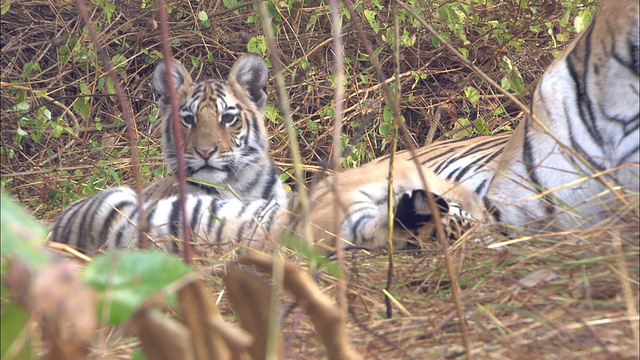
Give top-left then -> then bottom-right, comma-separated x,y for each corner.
157,0 -> 193,263
328,0 -> 348,318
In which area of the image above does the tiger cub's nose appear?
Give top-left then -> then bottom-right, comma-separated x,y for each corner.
194,146 -> 218,160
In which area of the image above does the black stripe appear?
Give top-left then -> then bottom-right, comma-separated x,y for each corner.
114,229 -> 124,248
206,199 -> 220,235
190,198 -> 203,231
260,162 -> 279,199
474,179 -> 487,195
168,197 -> 181,252
78,189 -> 120,248
52,196 -> 90,245
97,199 -> 135,250
432,136 -> 507,176
351,213 -> 375,245
451,146 -> 505,182
565,25 -> 603,147
483,198 -> 501,223
620,144 -> 640,165
522,118 -> 554,216
235,204 -> 256,243
215,202 -> 240,244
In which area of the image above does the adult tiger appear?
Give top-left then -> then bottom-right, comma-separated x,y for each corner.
49,55 -> 479,254
396,0 -> 639,229
484,0 -> 639,227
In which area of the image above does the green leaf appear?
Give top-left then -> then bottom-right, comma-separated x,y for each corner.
190,56 -> 200,69
34,89 -> 47,98
247,36 -> 267,56
107,167 -> 121,185
501,77 -> 510,91
266,1 -> 281,22
1,303 -> 33,359
84,251 -> 193,325
197,10 -> 208,22
438,4 -> 458,22
364,9 -> 379,34
72,98 -> 90,121
111,54 -> 127,71
378,122 -> 391,137
51,123 -> 64,138
15,100 -> 30,112
382,104 -> 393,122
574,10 -> 594,33
464,86 -> 479,107
508,69 -> 524,93
0,193 -> 49,268
265,104 -> 279,123
223,0 -> 238,8
106,77 -> 115,95
1,0 -> 10,15
131,348 -> 148,360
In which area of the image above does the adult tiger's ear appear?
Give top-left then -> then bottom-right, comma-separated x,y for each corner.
229,54 -> 268,111
395,190 -> 450,229
153,59 -> 192,105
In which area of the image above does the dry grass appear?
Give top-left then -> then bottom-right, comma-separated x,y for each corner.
2,1 -> 638,359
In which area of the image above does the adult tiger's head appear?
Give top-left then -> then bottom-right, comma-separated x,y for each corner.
153,54 -> 282,200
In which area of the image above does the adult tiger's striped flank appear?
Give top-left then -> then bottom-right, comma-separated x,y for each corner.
397,0 -> 639,229
484,0 -> 639,227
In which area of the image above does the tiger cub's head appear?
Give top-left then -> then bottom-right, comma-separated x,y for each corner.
153,54 -> 270,187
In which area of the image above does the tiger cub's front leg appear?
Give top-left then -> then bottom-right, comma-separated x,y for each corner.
49,186 -> 284,254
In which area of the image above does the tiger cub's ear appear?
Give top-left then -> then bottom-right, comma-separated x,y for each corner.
153,59 -> 193,105
228,54 -> 268,111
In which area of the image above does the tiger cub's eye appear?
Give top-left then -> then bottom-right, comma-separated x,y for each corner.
182,114 -> 195,127
221,113 -> 237,126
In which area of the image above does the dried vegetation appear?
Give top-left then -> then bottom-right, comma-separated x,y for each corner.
1,1 -> 638,359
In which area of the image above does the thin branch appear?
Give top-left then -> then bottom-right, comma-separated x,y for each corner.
157,0 -> 193,263
328,0 -> 347,319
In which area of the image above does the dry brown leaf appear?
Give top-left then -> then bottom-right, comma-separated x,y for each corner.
4,259 -> 96,360
240,253 -> 362,360
223,266 -> 278,360
128,306 -> 194,360
177,278 -> 251,360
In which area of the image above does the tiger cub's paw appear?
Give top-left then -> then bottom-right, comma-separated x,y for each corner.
394,189 -> 449,229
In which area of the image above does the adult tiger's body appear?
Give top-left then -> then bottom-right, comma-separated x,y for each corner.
405,0 -> 639,229
398,0 -> 640,229
484,0 -> 639,227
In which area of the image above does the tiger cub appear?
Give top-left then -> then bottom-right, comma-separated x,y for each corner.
49,55 -> 479,254
143,54 -> 285,203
